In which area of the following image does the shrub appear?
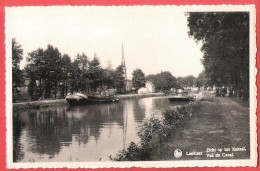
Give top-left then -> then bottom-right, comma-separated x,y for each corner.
163,109 -> 184,126
138,116 -> 163,146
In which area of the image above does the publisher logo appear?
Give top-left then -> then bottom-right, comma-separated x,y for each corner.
174,149 -> 182,158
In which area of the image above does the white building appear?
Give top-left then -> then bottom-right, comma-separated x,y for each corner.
146,81 -> 155,93
138,87 -> 147,94
138,81 -> 155,94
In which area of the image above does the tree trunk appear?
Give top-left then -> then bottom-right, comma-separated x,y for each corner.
54,81 -> 57,99
43,78 -> 46,99
65,81 -> 68,97
39,78 -> 42,97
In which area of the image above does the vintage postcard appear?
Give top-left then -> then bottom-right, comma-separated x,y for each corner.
5,5 -> 257,168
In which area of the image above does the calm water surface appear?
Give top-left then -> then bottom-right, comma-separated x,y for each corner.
13,97 -> 185,162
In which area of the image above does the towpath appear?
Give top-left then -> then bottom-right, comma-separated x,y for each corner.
153,97 -> 250,160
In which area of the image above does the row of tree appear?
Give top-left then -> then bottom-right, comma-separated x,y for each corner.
13,39 -> 183,101
12,39 -> 128,101
187,12 -> 249,100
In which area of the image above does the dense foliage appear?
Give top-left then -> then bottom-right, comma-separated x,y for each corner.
12,38 -> 24,102
132,69 -> 146,90
187,12 -> 249,99
114,64 -> 126,93
177,75 -> 196,88
195,70 -> 210,89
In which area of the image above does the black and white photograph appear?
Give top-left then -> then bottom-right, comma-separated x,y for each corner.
6,5 -> 257,168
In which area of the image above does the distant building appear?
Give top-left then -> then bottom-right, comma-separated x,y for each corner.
145,80 -> 155,93
138,87 -> 147,94
138,80 -> 155,94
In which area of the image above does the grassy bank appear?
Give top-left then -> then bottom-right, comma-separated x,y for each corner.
228,97 -> 249,107
111,100 -> 201,161
13,93 -> 165,111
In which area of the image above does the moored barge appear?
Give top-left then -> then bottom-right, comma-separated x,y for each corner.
65,93 -> 119,106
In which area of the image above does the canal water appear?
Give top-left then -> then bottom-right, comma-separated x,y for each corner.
13,97 -> 185,162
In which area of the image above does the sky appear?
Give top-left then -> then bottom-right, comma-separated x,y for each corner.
6,6 -> 204,79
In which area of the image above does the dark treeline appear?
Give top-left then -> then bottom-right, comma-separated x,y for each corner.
187,12 -> 249,100
12,39 -> 126,101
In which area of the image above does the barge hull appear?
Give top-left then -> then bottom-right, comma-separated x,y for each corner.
168,97 -> 195,102
66,98 -> 119,106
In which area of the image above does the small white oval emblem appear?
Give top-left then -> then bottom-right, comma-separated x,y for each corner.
174,149 -> 182,158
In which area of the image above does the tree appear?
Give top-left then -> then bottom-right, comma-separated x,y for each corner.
159,71 -> 177,90
24,64 -> 37,100
69,59 -> 81,93
60,54 -> 72,97
177,75 -> 196,88
26,45 -> 62,99
146,71 -> 177,91
76,53 -> 88,70
132,69 -> 146,90
88,54 -> 103,91
102,60 -> 116,88
26,48 -> 44,99
12,38 -> 24,101
75,53 -> 90,93
42,45 -> 62,98
195,70 -> 209,89
187,12 -> 249,99
114,64 -> 126,93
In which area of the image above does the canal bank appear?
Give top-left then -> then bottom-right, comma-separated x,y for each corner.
158,97 -> 250,160
112,97 -> 250,161
13,93 -> 164,111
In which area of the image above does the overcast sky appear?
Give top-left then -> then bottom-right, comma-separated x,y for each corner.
6,6 -> 204,78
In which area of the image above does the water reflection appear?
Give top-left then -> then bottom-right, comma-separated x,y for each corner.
13,97 -> 183,162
